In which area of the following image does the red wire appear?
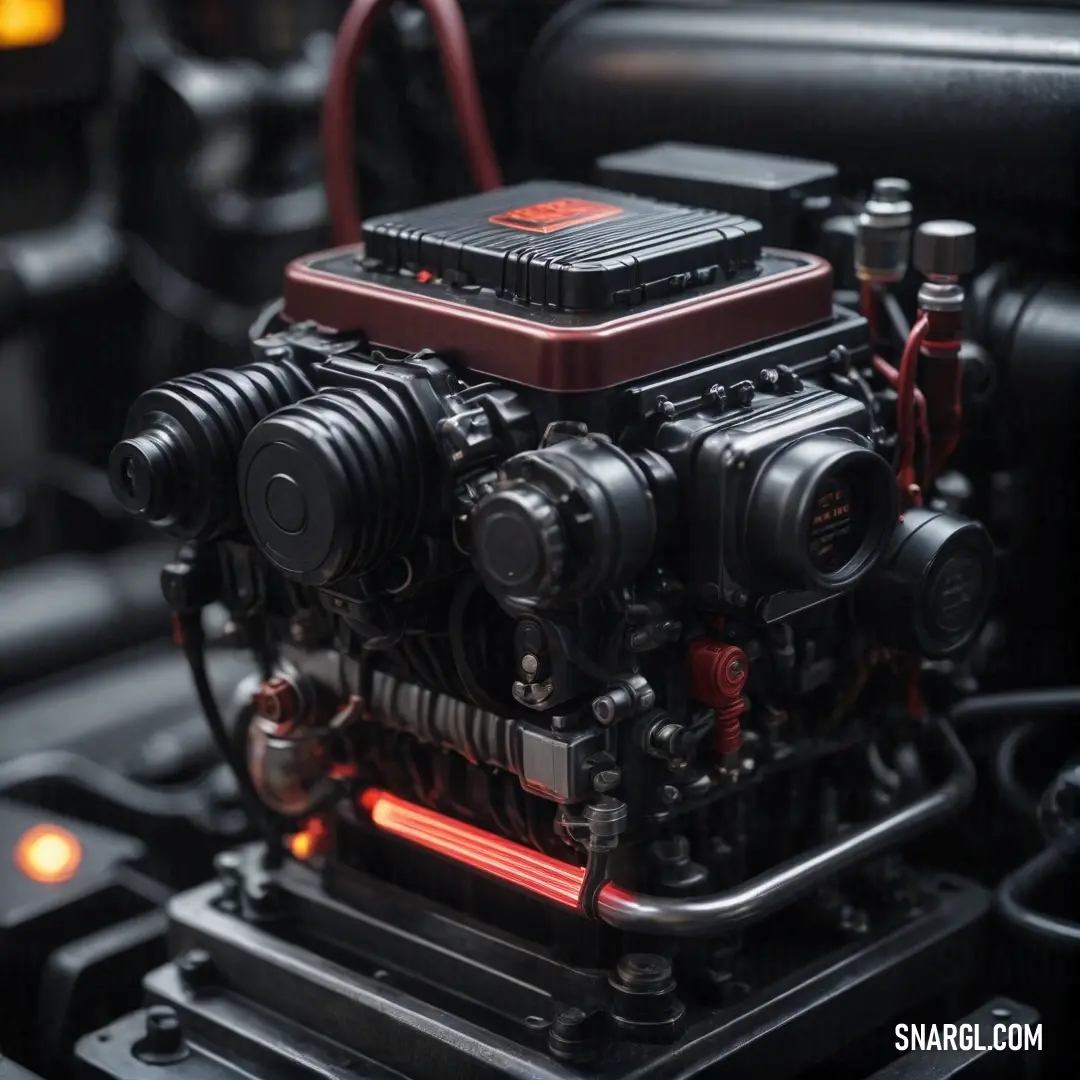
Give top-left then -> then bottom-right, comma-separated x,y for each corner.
895,315 -> 930,496
323,0 -> 503,246
872,354 -> 932,489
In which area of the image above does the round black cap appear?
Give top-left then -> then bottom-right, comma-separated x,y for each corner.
863,508 -> 994,658
238,388 -> 422,585
110,429 -> 183,520
745,434 -> 898,593
472,484 -> 566,600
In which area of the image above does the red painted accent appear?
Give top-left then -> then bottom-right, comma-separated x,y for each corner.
253,677 -> 299,726
489,197 -> 624,234
282,249 -> 833,392
689,640 -> 749,756
919,308 -> 965,485
361,788 -> 585,908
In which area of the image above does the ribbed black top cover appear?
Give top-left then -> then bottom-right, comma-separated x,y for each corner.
361,181 -> 762,312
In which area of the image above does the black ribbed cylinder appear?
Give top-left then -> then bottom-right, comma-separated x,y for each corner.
110,360 -> 314,541
237,385 -> 431,585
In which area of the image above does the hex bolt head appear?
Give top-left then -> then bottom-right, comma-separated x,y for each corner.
135,1005 -> 189,1063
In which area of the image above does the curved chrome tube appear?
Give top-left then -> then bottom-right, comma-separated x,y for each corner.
595,718 -> 975,936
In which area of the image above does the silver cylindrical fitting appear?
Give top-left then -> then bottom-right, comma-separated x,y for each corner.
917,281 -> 965,313
855,178 -> 913,284
914,220 -> 976,282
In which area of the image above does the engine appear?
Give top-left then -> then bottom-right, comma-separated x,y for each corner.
108,168 -> 995,1050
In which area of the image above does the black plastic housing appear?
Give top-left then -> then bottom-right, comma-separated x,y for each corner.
471,435 -> 658,608
655,384 -> 896,610
237,385 -> 436,586
860,508 -> 994,659
361,180 -> 761,312
597,143 -> 837,248
110,361 -> 315,542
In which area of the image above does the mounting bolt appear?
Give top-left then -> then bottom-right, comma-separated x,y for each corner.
177,948 -> 216,993
547,1007 -> 601,1063
609,954 -> 686,1041
134,1005 -> 188,1064
243,871 -> 281,921
213,850 -> 243,912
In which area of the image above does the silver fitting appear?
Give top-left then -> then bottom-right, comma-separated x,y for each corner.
917,281 -> 964,313
585,797 -> 629,849
247,716 -> 335,818
914,220 -> 976,282
855,177 -> 913,284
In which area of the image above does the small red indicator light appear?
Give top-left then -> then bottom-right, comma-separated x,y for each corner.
14,823 -> 82,884
361,788 -> 585,908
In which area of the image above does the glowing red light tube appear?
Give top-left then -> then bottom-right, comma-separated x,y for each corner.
360,789 -> 585,908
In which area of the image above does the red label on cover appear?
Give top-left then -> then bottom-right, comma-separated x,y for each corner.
489,197 -> 624,234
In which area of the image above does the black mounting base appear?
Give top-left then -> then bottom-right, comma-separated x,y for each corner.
75,848 -> 993,1080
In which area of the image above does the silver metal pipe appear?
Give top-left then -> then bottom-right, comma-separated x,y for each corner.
595,718 -> 974,936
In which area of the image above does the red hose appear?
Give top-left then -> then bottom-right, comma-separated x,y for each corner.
872,354 -> 931,490
323,0 -> 503,246
895,315 -> 930,499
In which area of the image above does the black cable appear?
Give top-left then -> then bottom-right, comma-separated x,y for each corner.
248,298 -> 286,344
449,573 -> 515,715
949,687 -> 1080,725
875,284 -> 911,347
993,721 -> 1041,821
997,848 -> 1080,949
177,610 -> 282,867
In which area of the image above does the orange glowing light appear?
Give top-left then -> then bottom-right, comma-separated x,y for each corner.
287,817 -> 328,861
0,0 -> 65,49
361,788 -> 586,908
14,823 -> 82,884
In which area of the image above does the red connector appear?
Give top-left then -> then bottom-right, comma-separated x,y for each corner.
689,640 -> 749,757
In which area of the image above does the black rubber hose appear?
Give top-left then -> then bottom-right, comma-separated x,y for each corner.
996,848 -> 1080,950
176,611 -> 283,867
993,721 -> 1041,821
950,688 -> 1080,724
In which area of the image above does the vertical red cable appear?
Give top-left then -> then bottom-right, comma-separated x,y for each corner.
895,315 -> 930,503
323,0 -> 503,246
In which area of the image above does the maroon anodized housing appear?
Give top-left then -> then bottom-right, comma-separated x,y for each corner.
282,182 -> 834,392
